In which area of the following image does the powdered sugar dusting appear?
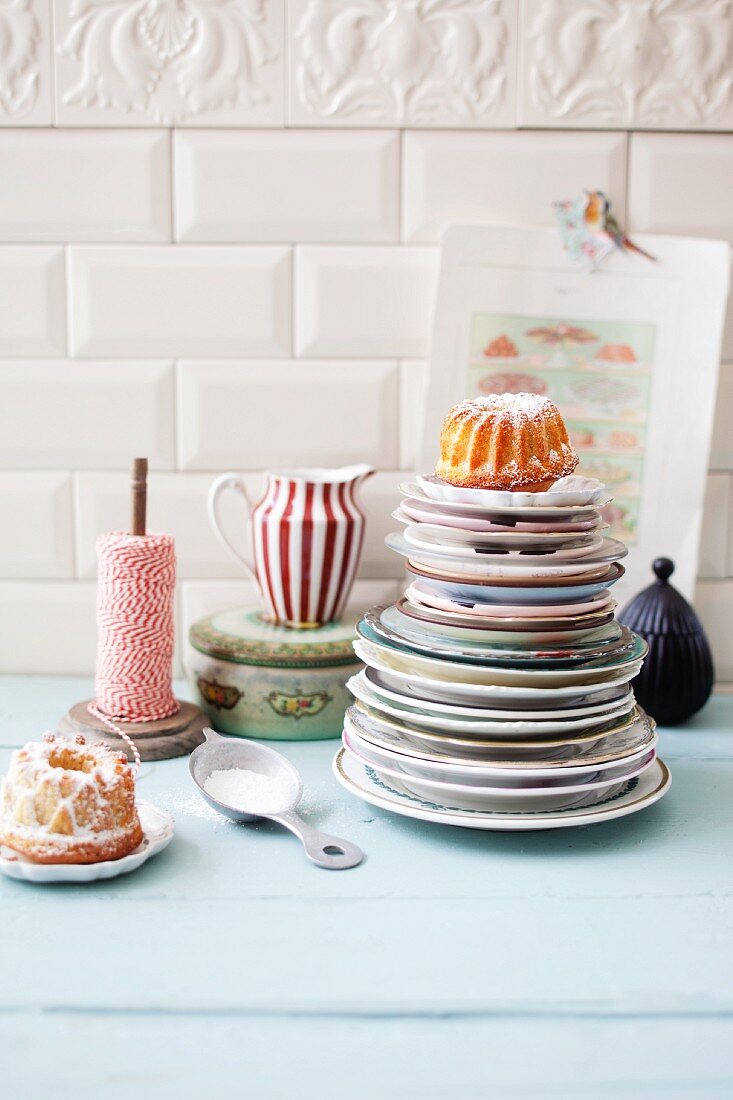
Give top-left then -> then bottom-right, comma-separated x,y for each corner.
447,393 -> 562,426
204,768 -> 286,814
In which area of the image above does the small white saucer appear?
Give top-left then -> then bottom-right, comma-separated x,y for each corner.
0,800 -> 174,883
417,474 -> 608,509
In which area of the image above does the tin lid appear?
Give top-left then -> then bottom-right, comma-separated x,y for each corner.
189,608 -> 361,669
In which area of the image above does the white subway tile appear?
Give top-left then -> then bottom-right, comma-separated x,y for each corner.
629,135 -> 733,244
0,582 -> 96,673
178,360 -> 400,470
69,246 -> 291,358
75,472 -> 251,580
0,362 -> 174,469
695,581 -> 733,682
0,246 -> 66,354
400,360 -> 429,471
403,131 -> 627,242
0,473 -> 73,578
361,471 -> 408,579
175,130 -> 399,243
295,247 -> 438,358
699,474 -> 731,580
54,0 -> 285,127
288,0 -> 517,128
710,363 -> 733,470
0,130 -> 170,241
0,0 -> 53,126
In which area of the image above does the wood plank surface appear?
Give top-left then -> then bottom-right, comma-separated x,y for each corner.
1,678 -> 731,1098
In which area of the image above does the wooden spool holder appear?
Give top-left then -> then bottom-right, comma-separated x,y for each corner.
59,458 -> 206,761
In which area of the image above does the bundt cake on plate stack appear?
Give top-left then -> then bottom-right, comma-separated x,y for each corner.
334,394 -> 671,831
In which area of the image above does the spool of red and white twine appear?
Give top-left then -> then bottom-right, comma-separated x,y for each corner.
88,531 -> 180,771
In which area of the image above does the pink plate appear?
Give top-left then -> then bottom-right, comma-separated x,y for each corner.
399,498 -> 602,534
406,581 -> 615,619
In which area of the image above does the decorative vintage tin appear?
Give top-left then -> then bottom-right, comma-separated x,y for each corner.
186,608 -> 361,741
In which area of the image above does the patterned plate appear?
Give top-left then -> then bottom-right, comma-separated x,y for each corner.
333,749 -> 671,831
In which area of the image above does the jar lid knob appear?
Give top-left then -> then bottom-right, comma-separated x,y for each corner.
653,557 -> 674,583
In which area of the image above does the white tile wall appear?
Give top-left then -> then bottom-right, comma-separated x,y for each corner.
628,134 -> 733,242
0,0 -> 53,126
0,473 -> 74,578
177,360 -> 401,470
0,130 -> 171,241
0,362 -> 175,469
69,246 -> 292,358
174,130 -> 400,243
53,0 -> 286,127
295,247 -> 439,358
0,8 -> 732,676
0,247 -> 66,354
402,131 -> 627,242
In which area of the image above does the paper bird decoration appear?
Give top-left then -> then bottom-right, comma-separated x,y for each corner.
554,191 -> 656,271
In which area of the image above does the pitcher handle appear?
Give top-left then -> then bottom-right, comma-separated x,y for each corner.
208,473 -> 257,580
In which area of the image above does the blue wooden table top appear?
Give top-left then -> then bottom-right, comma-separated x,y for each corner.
1,677 -> 732,1099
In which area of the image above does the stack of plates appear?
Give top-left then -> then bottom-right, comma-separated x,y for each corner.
334,474 -> 671,830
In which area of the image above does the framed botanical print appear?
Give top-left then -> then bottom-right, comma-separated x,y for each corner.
422,226 -> 730,603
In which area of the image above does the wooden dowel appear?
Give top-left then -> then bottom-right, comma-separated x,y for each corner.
131,457 -> 148,536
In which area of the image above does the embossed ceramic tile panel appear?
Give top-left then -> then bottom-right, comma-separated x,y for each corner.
519,0 -> 733,130
53,0 -> 285,126
288,0 -> 518,127
0,0 -> 53,125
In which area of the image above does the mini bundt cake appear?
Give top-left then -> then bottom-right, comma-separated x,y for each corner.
0,734 -> 142,864
435,393 -> 578,491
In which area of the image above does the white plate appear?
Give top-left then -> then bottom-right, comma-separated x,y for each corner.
0,801 -> 174,883
349,670 -> 636,735
342,742 -> 656,812
417,473 -> 609,508
354,635 -> 643,688
402,523 -> 603,558
349,698 -> 654,762
387,532 -> 627,579
344,712 -> 658,782
401,483 -> 602,522
352,664 -> 629,726
356,646 -> 642,705
394,509 -> 601,551
334,749 -> 671,831
399,498 -> 604,534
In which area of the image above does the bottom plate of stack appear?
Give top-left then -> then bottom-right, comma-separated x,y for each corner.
333,746 -> 671,831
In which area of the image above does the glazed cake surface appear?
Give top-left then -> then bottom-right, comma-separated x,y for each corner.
435,393 -> 579,491
0,734 -> 143,864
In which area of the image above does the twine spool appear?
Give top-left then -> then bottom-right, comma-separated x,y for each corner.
89,531 -> 180,768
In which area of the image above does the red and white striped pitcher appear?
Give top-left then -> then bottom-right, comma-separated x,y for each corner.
208,466 -> 374,628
